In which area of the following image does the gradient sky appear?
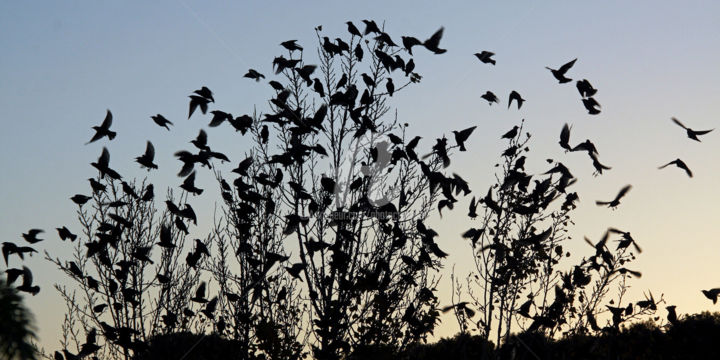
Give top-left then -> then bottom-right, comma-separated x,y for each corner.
1,0 -> 719,352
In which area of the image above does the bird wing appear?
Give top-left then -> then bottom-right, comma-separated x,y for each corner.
99,147 -> 110,167
560,123 -> 570,145
658,160 -> 674,169
145,141 -> 155,159
616,185 -> 632,200
558,58 -> 577,74
424,27 -> 444,48
671,117 -> 687,130
101,110 -> 113,129
693,129 -> 714,135
22,266 -> 33,287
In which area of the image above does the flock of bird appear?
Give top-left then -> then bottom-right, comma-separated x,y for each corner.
1,20 -> 718,349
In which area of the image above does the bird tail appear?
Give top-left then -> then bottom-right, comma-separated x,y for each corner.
108,131 -> 117,140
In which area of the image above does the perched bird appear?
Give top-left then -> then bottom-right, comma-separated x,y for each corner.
346,21 -> 362,37
508,90 -> 525,109
502,125 -> 519,140
658,159 -> 693,178
453,126 -> 477,151
362,20 -> 381,35
140,184 -> 154,201
702,288 -> 720,304
559,123 -> 572,151
375,32 -> 397,47
22,229 -> 44,244
313,78 -> 325,97
135,141 -> 158,170
546,58 -> 577,83
474,51 -> 496,65
86,110 -> 116,145
151,114 -> 173,130
244,69 -> 265,81
280,40 -> 303,52
70,194 -> 91,205
423,27 -> 447,54
576,79 -> 597,98
57,226 -> 77,242
666,305 -> 678,326
386,78 -> 394,96
596,185 -> 632,209
88,178 -> 106,194
481,91 -> 499,105
672,117 -> 713,142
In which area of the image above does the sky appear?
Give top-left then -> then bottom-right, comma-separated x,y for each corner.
1,0 -> 719,352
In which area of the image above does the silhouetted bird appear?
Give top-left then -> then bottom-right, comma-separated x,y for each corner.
346,21 -> 362,37
191,282 -> 208,303
702,288 -> 720,304
453,126 -> 476,151
386,78 -> 395,96
22,229 -> 44,244
666,305 -> 678,326
481,91 -> 499,105
571,139 -> 598,155
295,65 -> 317,86
191,129 -> 209,151
280,40 -> 303,52
582,97 -> 601,115
354,43 -> 364,61
188,95 -> 209,119
194,86 -> 214,102
474,51 -> 496,65
244,69 -> 265,81
336,73 -> 348,89
362,20 -> 381,35
135,141 -> 158,170
151,114 -> 173,130
5,268 -> 23,285
508,90 -> 525,109
3,242 -> 37,265
208,110 -> 231,127
596,185 -> 632,209
16,266 -> 39,295
157,224 -> 175,249
659,159 -> 692,178
57,226 -> 77,242
589,152 -> 611,176
559,123 -> 572,151
576,79 -> 597,98
131,246 -> 154,264
180,171 -> 204,195
546,58 -> 577,83
423,27 -> 446,54
86,110 -> 116,145
375,32 -> 397,47
502,125 -> 519,140
88,178 -> 106,194
140,184 -> 154,202
71,194 -> 91,205
313,78 -> 325,97
671,117 -> 713,141
402,36 -> 422,55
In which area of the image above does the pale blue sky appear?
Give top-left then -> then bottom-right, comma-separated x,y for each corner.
1,0 -> 719,351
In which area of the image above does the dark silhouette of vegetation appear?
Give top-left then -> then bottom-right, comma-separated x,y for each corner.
3,17 -> 717,360
0,276 -> 38,360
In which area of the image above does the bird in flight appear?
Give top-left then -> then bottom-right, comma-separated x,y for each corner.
22,229 -> 44,244
702,288 -> 720,304
508,91 -> 525,109
658,159 -> 692,178
559,123 -> 572,151
481,91 -> 499,105
151,114 -> 173,130
453,126 -> 477,151
135,141 -> 158,170
546,58 -> 577,84
671,117 -> 713,142
423,27 -> 446,54
582,97 -> 601,115
86,110 -> 116,145
576,79 -> 597,98
474,51 -> 495,65
596,185 -> 632,209
244,69 -> 265,82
